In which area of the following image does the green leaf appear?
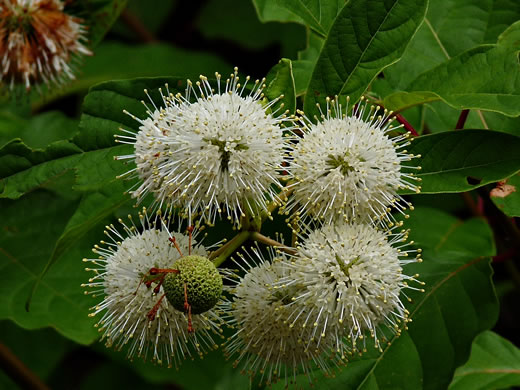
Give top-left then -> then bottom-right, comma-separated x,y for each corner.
490,173 -> 520,217
0,191 -> 99,344
303,0 -> 428,117
383,91 -> 439,113
292,59 -> 315,96
405,130 -> 520,194
0,111 -> 79,149
404,22 -> 520,116
448,331 -> 520,390
77,77 -> 187,150
265,59 -> 297,115
272,206 -> 498,389
252,0 -> 345,37
385,0 -> 520,91
27,181 -> 132,311
0,140 -> 82,199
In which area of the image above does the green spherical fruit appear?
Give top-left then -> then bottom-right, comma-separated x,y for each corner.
163,255 -> 223,314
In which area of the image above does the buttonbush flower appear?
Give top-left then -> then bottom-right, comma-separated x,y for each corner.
286,96 -> 420,226
289,221 -> 423,354
0,0 -> 91,90
225,246 -> 339,386
116,68 -> 295,226
82,210 -> 226,367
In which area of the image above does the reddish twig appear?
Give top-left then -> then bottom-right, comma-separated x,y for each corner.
455,109 -> 470,130
461,192 -> 485,218
120,9 -> 158,43
0,343 -> 50,390
394,113 -> 419,136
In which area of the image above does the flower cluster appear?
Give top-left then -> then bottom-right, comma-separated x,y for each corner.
0,0 -> 91,91
85,69 -> 423,387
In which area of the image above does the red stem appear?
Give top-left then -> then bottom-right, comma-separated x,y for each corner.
394,113 -> 419,136
0,343 -> 50,390
455,109 -> 470,130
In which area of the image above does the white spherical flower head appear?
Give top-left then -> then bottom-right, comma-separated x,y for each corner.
82,210 -> 226,367
286,96 -> 421,226
291,222 -> 423,353
0,0 -> 92,90
116,68 -> 294,226
225,248 -> 337,386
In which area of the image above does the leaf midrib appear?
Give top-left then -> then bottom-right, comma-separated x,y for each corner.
456,368 -> 520,376
418,159 -> 520,177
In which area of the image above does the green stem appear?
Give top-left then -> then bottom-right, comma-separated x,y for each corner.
250,232 -> 297,255
211,231 -> 251,267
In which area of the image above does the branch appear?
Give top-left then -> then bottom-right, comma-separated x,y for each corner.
0,343 -> 50,390
455,109 -> 469,130
250,232 -> 297,255
461,192 -> 484,217
120,9 -> 158,43
210,231 -> 251,267
394,113 -> 419,136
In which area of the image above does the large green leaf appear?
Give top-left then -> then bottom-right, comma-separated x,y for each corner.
26,181 -> 132,311
293,31 -> 325,96
0,191 -> 99,344
405,130 -> 520,194
272,206 -> 498,389
0,111 -> 79,150
252,0 -> 345,37
404,22 -> 520,116
0,142 -> 82,199
448,331 -> 520,390
382,2 -> 520,116
303,0 -> 428,117
385,0 -> 520,91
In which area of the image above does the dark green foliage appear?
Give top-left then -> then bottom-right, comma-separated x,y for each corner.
1,0 -> 520,389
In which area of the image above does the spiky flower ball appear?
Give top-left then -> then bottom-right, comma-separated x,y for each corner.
116,68 -> 295,226
0,0 -> 92,90
82,211 -> 225,367
286,96 -> 420,226
163,255 -> 223,314
290,221 -> 423,353
225,248 -> 338,386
